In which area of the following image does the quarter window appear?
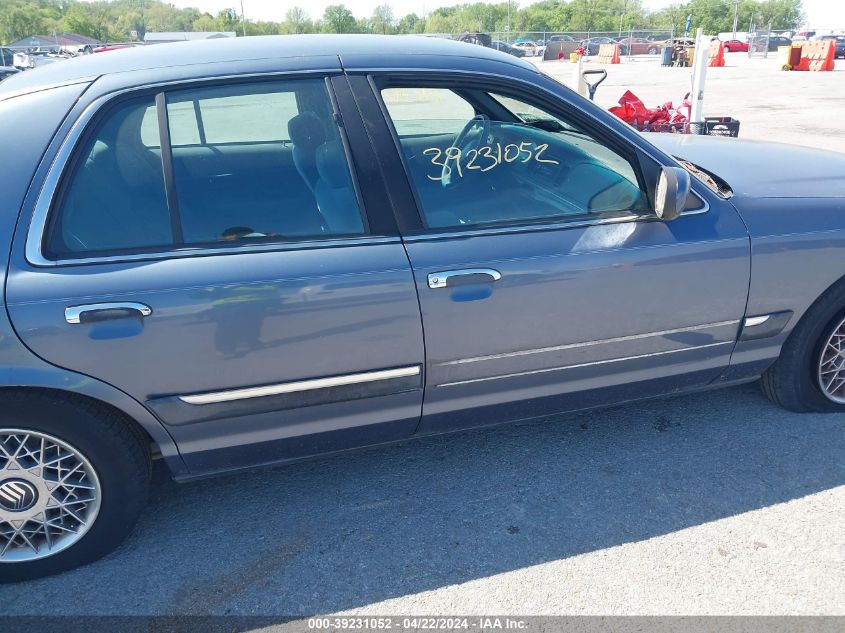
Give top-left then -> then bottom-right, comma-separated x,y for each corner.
46,79 -> 366,258
382,86 -> 648,230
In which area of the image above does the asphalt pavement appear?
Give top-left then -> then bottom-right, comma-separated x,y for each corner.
0,383 -> 842,617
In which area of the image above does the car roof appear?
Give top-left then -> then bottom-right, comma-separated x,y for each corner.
2,34 -> 535,94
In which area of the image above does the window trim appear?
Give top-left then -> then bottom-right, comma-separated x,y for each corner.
364,70 -> 709,237
28,73 -> 377,267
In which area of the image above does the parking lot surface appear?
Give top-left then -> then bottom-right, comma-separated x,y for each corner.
0,384 -> 843,616
537,53 -> 845,152
1,52 -> 843,620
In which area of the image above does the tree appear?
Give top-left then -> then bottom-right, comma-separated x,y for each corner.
0,5 -> 48,43
370,4 -> 394,34
397,12 -> 425,34
322,5 -> 356,33
283,7 -> 312,34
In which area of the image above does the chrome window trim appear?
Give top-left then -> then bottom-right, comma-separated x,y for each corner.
402,201 -> 709,244
179,365 -> 421,405
24,73 -> 375,268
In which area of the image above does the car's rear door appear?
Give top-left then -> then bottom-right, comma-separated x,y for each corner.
6,71 -> 424,474
347,71 -> 750,434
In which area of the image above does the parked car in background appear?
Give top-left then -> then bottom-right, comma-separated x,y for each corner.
817,34 -> 845,58
0,47 -> 15,67
721,39 -> 750,52
93,44 -> 136,53
614,37 -> 660,54
548,34 -> 575,42
580,36 -> 617,55
751,34 -> 792,52
12,50 -> 67,69
512,39 -> 538,56
491,40 -> 526,57
0,66 -> 19,82
4,34 -> 845,583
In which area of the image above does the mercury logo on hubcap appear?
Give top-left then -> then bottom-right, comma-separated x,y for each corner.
0,478 -> 38,513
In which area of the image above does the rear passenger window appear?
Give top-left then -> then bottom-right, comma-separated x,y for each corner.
46,79 -> 366,258
166,81 -> 364,245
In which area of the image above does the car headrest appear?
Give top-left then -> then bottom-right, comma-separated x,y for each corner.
114,104 -> 160,187
316,142 -> 351,189
288,112 -> 326,150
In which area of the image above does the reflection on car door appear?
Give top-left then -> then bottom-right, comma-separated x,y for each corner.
7,75 -> 425,474
360,76 -> 750,433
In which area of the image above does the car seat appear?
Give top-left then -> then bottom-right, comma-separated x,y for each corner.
288,112 -> 326,193
313,142 -> 364,235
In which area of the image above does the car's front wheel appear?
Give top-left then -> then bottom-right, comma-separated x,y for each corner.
762,281 -> 845,412
0,392 -> 150,582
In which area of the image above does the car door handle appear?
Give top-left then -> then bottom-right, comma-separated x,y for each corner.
65,302 -> 153,324
428,268 -> 502,289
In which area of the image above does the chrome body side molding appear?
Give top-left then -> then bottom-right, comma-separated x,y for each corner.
179,366 -> 422,405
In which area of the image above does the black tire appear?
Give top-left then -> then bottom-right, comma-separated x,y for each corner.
648,47 -> 658,54
761,281 -> 845,412
0,391 -> 150,582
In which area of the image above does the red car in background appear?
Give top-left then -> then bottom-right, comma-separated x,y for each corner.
721,39 -> 749,52
614,37 -> 661,54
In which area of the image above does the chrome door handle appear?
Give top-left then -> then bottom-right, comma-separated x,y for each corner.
428,268 -> 502,289
65,302 -> 153,324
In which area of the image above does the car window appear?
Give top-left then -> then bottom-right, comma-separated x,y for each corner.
47,79 -> 366,258
381,88 -> 475,137
382,86 -> 648,230
47,97 -> 173,256
166,80 -> 365,245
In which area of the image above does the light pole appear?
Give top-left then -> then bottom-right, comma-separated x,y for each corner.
240,0 -> 247,37
507,0 -> 511,42
732,0 -> 740,39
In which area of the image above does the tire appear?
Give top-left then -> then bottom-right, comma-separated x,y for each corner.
648,47 -> 658,54
0,391 -> 150,582
761,281 -> 845,412
724,45 -> 731,54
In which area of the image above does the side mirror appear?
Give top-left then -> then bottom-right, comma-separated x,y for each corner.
655,166 -> 691,221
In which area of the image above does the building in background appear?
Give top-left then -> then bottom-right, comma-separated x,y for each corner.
6,33 -> 99,54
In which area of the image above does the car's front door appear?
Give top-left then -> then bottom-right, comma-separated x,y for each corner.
6,74 -> 425,473
353,74 -> 750,433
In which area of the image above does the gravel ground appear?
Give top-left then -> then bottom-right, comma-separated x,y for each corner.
1,49 -> 844,622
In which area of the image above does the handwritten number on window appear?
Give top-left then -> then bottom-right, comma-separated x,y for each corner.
423,142 -> 559,181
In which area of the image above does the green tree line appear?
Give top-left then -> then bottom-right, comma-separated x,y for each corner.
0,0 -> 805,45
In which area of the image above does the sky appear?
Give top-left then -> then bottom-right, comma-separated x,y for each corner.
165,0 -> 845,27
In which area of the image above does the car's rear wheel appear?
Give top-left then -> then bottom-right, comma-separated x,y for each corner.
0,392 -> 150,582
648,47 -> 658,54
762,281 -> 845,412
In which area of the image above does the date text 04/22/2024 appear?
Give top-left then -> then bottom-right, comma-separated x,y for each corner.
307,616 -> 529,630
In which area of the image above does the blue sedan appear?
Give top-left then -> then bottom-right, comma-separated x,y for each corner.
1,35 -> 844,581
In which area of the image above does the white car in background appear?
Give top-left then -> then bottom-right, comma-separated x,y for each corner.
512,41 -> 538,56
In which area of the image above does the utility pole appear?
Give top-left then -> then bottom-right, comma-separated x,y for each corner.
732,0 -> 740,39
507,0 -> 511,42
240,0 -> 247,37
